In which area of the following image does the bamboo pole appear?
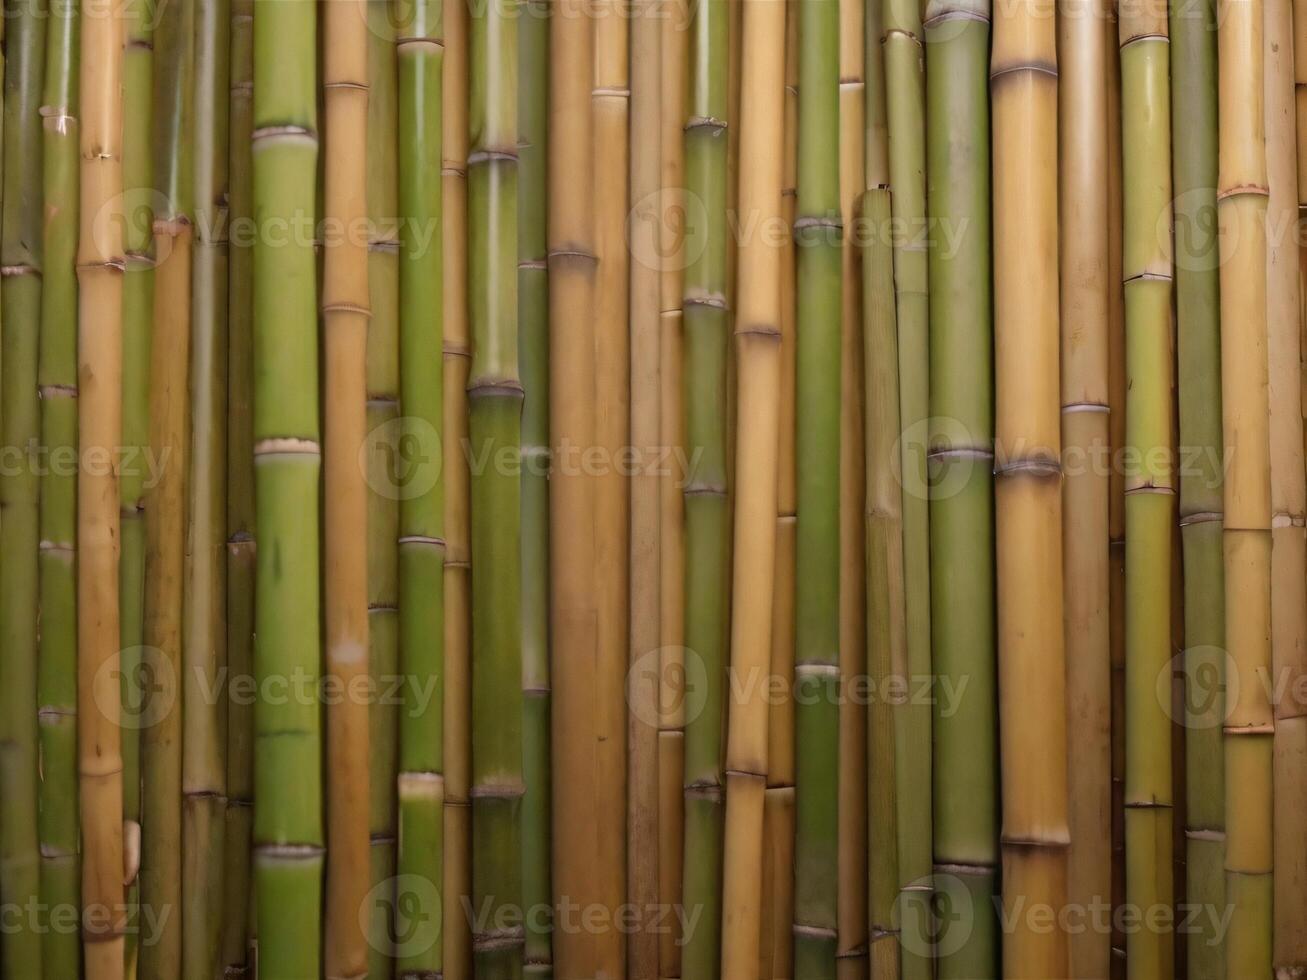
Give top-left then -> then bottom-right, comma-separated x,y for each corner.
720,0 -> 785,974
119,0 -> 153,967
442,0 -> 473,967
78,0 -> 128,970
140,0 -> 194,970
628,1 -> 662,975
221,0 -> 256,970
680,0 -> 730,971
594,0 -> 631,971
1170,0 -> 1226,974
363,0 -> 400,973
657,3 -> 689,972
549,0 -> 599,974
924,0 -> 998,974
1217,0 -> 1275,972
322,0 -> 371,974
250,0 -> 323,970
1119,1 -> 1176,974
36,0 -> 82,973
1265,0 -> 1307,971
794,0 -> 841,975
182,0 -> 232,970
1057,2 -> 1111,978
468,0 -> 523,971
991,0 -> 1071,974
0,0 -> 45,975
396,0 -> 446,970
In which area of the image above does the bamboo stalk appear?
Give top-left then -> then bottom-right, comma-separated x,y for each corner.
322,0 -> 371,974
991,0 -> 1071,974
1265,0 -> 1307,971
1057,2 -> 1112,978
794,0 -> 841,975
861,186 -> 905,980
1171,0 -> 1226,976
139,0 -> 194,971
468,0 -> 523,972
680,0 -> 730,971
720,0 -> 785,974
441,0 -> 473,967
119,0 -> 152,967
182,0 -> 232,970
0,0 -> 45,975
78,0 -> 128,970
250,0 -> 324,969
221,0 -> 256,970
549,0 -> 600,973
657,3 -> 689,972
1119,2 -> 1176,974
36,0 -> 83,973
593,0 -> 632,967
923,0 -> 998,974
396,0 -> 446,970
628,1 -> 662,975
1217,0 -> 1275,972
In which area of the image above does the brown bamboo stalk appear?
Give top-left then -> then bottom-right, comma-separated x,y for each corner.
441,0 -> 473,968
658,2 -> 690,973
594,2 -> 631,969
629,0 -> 663,974
720,0 -> 785,973
1265,0 -> 1307,971
1059,1 -> 1111,976
322,0 -> 371,973
77,0 -> 127,973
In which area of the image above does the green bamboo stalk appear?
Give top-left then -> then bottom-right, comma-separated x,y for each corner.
36,0 -> 82,972
140,0 -> 194,969
365,0 -> 400,974
518,0 -> 552,974
1120,3 -> 1176,975
1170,0 -> 1225,974
183,0 -> 231,970
395,0 -> 446,971
469,0 -> 523,970
794,0 -> 840,975
680,0 -> 729,974
220,0 -> 256,972
0,0 -> 44,974
119,0 -> 153,969
881,1 -> 932,970
251,0 -> 323,971
923,1 -> 997,975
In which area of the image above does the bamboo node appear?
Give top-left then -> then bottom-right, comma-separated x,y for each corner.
0,263 -> 39,277
250,124 -> 319,146
1216,182 -> 1270,201
253,437 -> 321,458
38,383 -> 77,399
685,114 -> 728,132
1178,510 -> 1222,527
793,924 -> 839,940
989,61 -> 1058,83
1119,31 -> 1169,48
473,927 -> 527,953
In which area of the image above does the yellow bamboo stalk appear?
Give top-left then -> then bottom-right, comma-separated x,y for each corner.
720,0 -> 785,974
441,0 -> 472,968
322,0 -> 371,973
1265,0 -> 1307,971
1218,0 -> 1275,973
77,0 -> 127,973
991,0 -> 1070,974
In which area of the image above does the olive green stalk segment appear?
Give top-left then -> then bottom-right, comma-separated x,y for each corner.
794,0 -> 841,975
37,5 -> 82,971
395,0 -> 446,970
184,0 -> 232,970
468,0 -> 523,972
518,0 -> 552,972
680,0 -> 730,974
0,0 -> 45,974
251,0 -> 324,971
365,0 -> 401,974
1170,0 -> 1225,973
221,0 -> 255,970
924,1 -> 998,974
